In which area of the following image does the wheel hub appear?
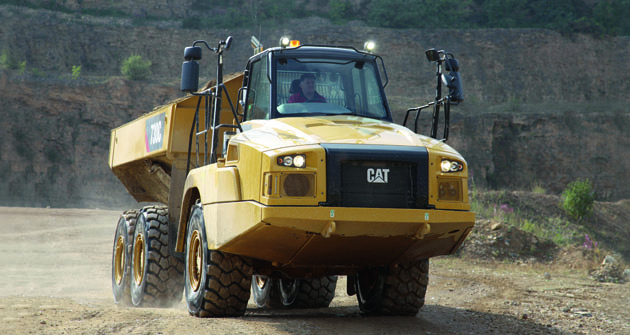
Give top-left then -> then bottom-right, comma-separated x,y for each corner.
133,233 -> 145,285
114,236 -> 125,285
188,230 -> 202,292
255,276 -> 268,290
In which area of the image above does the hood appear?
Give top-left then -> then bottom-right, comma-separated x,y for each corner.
236,116 -> 460,155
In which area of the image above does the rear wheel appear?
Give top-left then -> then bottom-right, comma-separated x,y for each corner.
185,204 -> 253,317
251,275 -> 282,308
111,210 -> 137,305
354,260 -> 429,316
278,276 -> 338,309
129,205 -> 184,307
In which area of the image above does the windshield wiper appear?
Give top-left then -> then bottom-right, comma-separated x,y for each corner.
324,112 -> 355,116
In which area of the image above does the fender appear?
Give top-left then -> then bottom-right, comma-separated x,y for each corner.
175,164 -> 241,252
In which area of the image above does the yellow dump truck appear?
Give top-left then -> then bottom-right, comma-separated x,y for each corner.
109,37 -> 474,317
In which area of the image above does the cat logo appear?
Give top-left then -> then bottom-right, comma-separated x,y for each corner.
367,168 -> 390,183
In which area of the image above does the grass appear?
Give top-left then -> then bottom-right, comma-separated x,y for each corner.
520,217 -> 580,247
531,182 -> 546,195
470,189 -> 630,275
470,189 -> 585,248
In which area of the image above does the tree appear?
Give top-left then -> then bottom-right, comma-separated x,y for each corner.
562,178 -> 595,221
481,0 -> 528,28
121,55 -> 151,81
368,0 -> 472,29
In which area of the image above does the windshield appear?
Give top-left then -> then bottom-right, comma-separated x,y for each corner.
274,58 -> 389,119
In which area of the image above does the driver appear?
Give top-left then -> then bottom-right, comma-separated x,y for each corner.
288,73 -> 327,103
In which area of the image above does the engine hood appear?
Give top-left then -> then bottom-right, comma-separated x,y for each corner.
236,116 -> 461,157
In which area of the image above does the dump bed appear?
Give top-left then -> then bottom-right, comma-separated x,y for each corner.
109,74 -> 243,203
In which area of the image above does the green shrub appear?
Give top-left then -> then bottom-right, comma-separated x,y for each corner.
71,65 -> 81,80
1,50 -> 25,72
329,0 -> 352,23
121,55 -> 151,81
0,50 -> 8,68
31,67 -> 45,77
562,178 -> 595,220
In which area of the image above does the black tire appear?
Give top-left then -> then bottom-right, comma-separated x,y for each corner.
130,205 -> 184,307
278,276 -> 338,309
251,275 -> 282,308
355,259 -> 429,316
111,209 -> 137,305
185,204 -> 253,317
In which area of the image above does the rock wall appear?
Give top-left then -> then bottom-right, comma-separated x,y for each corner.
448,110 -> 630,199
3,7 -> 630,105
1,5 -> 629,208
23,0 -> 194,18
0,71 -> 180,208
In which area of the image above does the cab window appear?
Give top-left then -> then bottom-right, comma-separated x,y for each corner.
245,58 -> 270,120
275,58 -> 388,120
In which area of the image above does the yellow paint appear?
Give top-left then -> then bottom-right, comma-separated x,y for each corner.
183,164 -> 241,205
237,116 -> 458,152
207,201 -> 475,265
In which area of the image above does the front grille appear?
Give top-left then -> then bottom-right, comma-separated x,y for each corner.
320,144 -> 429,209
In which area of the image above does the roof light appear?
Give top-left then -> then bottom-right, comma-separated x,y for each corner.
280,37 -> 290,48
364,41 -> 375,53
280,37 -> 300,49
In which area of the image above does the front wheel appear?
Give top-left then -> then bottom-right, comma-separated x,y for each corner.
354,260 -> 429,316
185,204 -> 253,317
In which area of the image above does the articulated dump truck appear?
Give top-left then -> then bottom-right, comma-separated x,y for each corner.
109,36 -> 474,317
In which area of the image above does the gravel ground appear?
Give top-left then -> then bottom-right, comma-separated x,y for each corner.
0,207 -> 628,334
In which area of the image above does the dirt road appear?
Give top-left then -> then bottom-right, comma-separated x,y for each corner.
0,207 -> 628,334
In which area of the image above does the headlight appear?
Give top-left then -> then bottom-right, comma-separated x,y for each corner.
292,155 -> 306,168
440,159 -> 463,173
277,154 -> 306,168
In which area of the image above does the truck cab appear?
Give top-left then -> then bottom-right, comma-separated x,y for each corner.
243,45 -> 391,122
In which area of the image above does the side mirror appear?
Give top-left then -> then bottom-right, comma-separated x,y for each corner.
425,48 -> 439,62
184,46 -> 202,61
181,61 -> 199,92
442,72 -> 464,102
444,58 -> 459,72
181,46 -> 202,92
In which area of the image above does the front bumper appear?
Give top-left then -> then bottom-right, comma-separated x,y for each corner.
212,202 -> 475,267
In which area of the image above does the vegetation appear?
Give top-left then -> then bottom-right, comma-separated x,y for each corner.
531,182 -> 546,195
562,178 -> 595,220
1,49 -> 25,73
121,55 -> 151,81
470,189 -> 586,249
71,65 -> 81,80
366,0 -> 630,35
3,0 -> 629,36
